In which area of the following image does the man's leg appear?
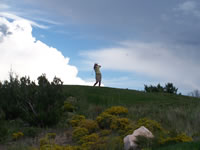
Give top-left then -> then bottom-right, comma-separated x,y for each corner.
93,81 -> 98,86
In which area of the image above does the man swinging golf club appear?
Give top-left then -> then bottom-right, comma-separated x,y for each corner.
93,63 -> 102,87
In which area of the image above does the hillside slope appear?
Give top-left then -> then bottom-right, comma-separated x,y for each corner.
63,85 -> 198,105
1,85 -> 200,150
63,85 -> 200,135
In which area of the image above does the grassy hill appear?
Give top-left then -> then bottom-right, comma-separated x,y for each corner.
1,85 -> 200,150
64,85 -> 200,129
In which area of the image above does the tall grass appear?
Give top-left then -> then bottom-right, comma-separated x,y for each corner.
128,102 -> 200,137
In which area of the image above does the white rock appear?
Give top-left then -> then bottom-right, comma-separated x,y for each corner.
123,126 -> 154,150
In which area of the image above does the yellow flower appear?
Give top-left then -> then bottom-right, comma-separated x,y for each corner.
12,131 -> 24,140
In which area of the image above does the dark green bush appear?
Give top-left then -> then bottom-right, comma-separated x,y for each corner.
0,125 -> 8,142
144,83 -> 178,94
0,73 -> 65,127
135,135 -> 156,149
23,127 -> 40,138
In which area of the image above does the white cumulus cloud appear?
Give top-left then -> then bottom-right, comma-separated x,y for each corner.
0,16 -> 90,85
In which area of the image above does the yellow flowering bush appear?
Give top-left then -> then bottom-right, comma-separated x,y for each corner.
96,112 -> 117,129
72,127 -> 89,142
79,133 -> 99,144
79,133 -> 100,149
69,115 -> 86,127
12,131 -> 24,140
110,117 -> 130,131
34,132 -> 82,150
63,101 -> 75,112
136,118 -> 166,134
40,137 -> 50,147
39,132 -> 57,147
104,106 -> 128,116
99,129 -> 112,136
96,106 -> 132,134
160,133 -> 192,145
79,119 -> 99,133
91,136 -> 108,150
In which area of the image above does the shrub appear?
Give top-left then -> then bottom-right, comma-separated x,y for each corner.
62,96 -> 78,113
12,131 -> 24,140
0,108 -> 5,120
36,144 -> 82,150
97,136 -> 123,150
92,136 -> 108,150
72,127 -> 89,142
136,118 -> 166,134
39,132 -> 57,147
144,83 -> 178,94
164,83 -> 178,94
0,73 -> 65,127
47,132 -> 56,139
96,106 -> 130,131
104,106 -> 128,117
144,84 -> 164,93
69,115 -> 86,127
135,135 -> 156,149
63,101 -> 76,112
39,137 -> 49,147
79,133 -> 99,144
79,119 -> 99,133
110,117 -> 130,131
23,127 -> 40,138
99,130 -> 112,137
0,125 -> 8,141
96,112 -> 117,129
160,133 -> 192,145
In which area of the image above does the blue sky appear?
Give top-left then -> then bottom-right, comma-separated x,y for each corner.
0,0 -> 200,94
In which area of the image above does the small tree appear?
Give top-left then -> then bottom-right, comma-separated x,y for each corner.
0,73 -> 65,127
144,83 -> 178,94
164,83 -> 178,94
29,74 -> 64,127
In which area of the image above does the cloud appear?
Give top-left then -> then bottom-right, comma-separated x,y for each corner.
176,1 -> 200,18
0,3 -> 10,9
0,12 -> 48,29
3,1 -> 200,44
178,1 -> 196,11
0,16 -> 90,85
81,41 -> 200,92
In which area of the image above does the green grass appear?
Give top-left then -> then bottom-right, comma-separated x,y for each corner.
1,85 -> 200,149
62,85 -> 200,148
153,142 -> 200,150
63,85 -> 199,106
63,85 -> 200,136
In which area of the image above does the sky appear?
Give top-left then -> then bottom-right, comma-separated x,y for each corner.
0,0 -> 200,94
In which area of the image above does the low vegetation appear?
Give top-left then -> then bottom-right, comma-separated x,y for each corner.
144,83 -> 178,94
0,74 -> 200,149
